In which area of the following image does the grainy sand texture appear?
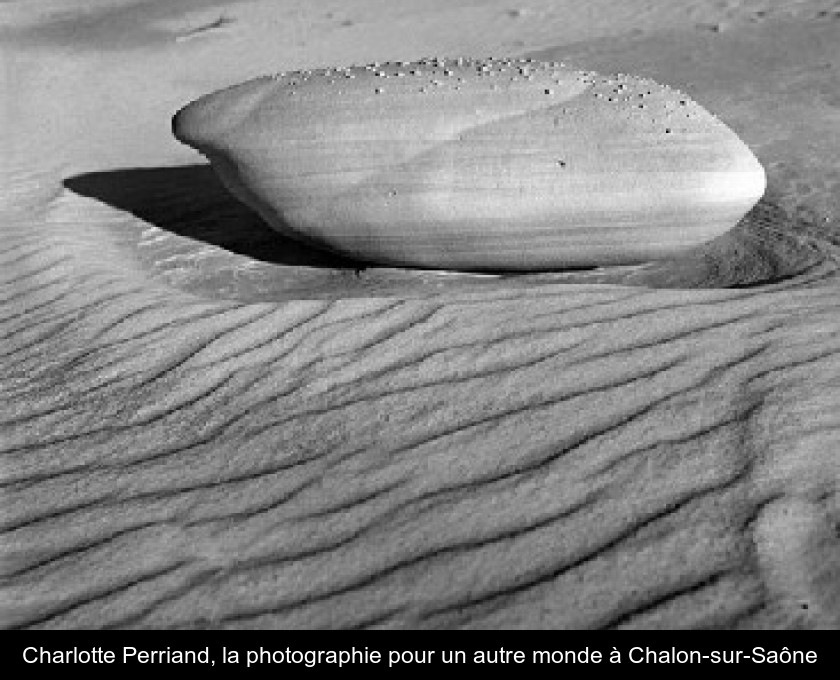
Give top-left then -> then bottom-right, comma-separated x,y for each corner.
2,0 -> 839,629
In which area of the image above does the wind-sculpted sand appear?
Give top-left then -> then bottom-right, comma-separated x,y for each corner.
2,0 -> 839,629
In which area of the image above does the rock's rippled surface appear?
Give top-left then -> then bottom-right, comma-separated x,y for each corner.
173,58 -> 767,270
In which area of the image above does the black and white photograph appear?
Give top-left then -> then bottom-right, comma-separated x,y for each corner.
2,0 -> 839,638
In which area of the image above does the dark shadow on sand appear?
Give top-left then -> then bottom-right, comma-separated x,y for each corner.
63,166 -> 832,292
62,164 -> 592,277
64,164 -> 366,270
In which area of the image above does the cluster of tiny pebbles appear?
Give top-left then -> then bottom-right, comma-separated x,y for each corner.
264,57 -> 714,138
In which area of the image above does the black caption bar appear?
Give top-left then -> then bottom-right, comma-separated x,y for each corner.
6,631 -> 834,675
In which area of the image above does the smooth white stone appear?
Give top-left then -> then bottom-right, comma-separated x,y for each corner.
173,58 -> 766,270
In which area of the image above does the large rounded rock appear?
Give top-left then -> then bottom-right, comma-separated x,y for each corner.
173,58 -> 766,270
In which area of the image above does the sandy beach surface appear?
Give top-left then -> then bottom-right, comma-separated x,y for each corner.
2,0 -> 839,628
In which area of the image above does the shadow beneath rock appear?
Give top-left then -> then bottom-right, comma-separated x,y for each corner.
62,166 -> 835,299
64,164 -> 366,269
